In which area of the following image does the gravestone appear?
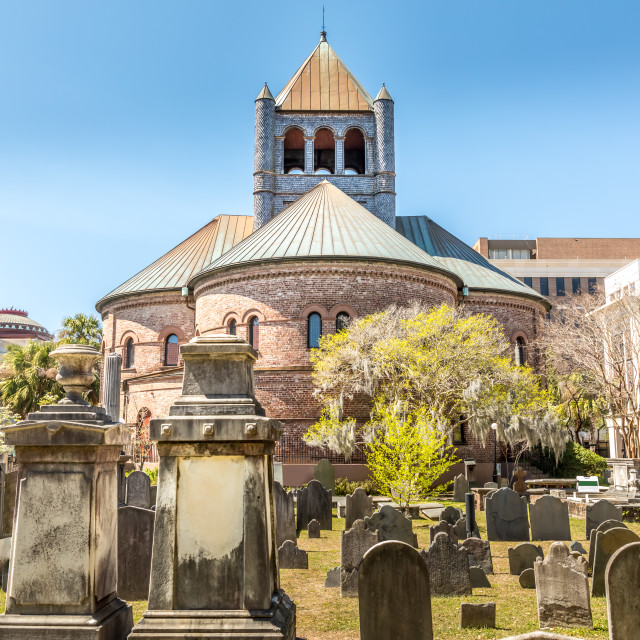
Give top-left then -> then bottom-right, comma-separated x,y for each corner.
460,602 -> 496,628
509,543 -> 544,575
529,495 -> 571,541
117,453 -> 130,506
273,461 -> 284,485
0,471 -> 17,537
485,488 -> 530,542
308,519 -> 320,538
500,478 -> 509,488
103,351 -> 122,422
273,481 -> 296,549
296,479 -> 332,532
534,541 -> 592,629
519,568 -> 536,589
117,505 -> 155,601
325,567 -> 340,588
460,537 -> 494,575
277,540 -> 308,569
429,520 -> 457,544
359,541 -> 433,640
453,474 -> 469,503
585,499 -> 622,539
421,532 -> 471,597
605,541 -> 640,640
345,487 -> 373,529
588,518 -> 627,568
126,470 -> 151,509
149,484 -> 157,507
440,505 -> 463,526
591,527 -> 639,597
313,458 -> 335,492
612,463 -> 629,490
484,482 -> 499,489
570,541 -> 587,555
340,519 -> 378,598
364,504 -> 417,547
514,468 -> 527,493
455,517 -> 479,540
469,566 -> 491,588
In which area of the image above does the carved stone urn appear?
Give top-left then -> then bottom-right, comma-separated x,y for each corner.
50,343 -> 101,405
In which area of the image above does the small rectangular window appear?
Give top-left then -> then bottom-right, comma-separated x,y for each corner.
572,277 -> 581,295
588,278 -> 597,294
524,277 -> 533,288
556,277 -> 565,296
540,277 -> 549,296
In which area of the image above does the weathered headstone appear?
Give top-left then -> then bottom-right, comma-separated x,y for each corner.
278,540 -> 308,569
345,487 -> 373,529
519,568 -> 536,589
529,495 -> 571,541
534,541 -> 592,629
460,537 -> 494,575
605,541 -> 640,640
486,488 -> 530,542
0,470 -> 17,537
126,470 -> 151,509
313,458 -> 335,492
117,453 -> 131,506
149,484 -> 157,507
500,478 -> 509,488
570,541 -> 587,555
454,517 -> 479,540
509,543 -> 544,575
273,481 -> 296,549
585,499 -> 622,539
469,566 -> 491,588
514,468 -> 527,493
453,474 -> 469,503
364,504 -> 417,547
588,518 -> 627,568
359,541 -> 433,640
117,505 -> 155,601
421,532 -> 471,597
440,505 -> 463,526
308,519 -> 321,538
273,461 -> 284,485
484,481 -> 499,489
460,602 -> 496,628
340,519 -> 378,598
296,479 -> 332,532
429,520 -> 457,544
591,527 -> 639,597
325,567 -> 340,588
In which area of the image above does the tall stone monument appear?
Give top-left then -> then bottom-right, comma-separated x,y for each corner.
0,343 -> 133,639
103,351 -> 123,422
129,334 -> 295,639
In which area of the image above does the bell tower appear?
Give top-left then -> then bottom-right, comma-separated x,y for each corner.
253,31 -> 395,230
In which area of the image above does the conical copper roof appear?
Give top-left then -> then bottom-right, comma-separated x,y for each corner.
96,215 -> 253,311
190,182 -> 459,286
275,34 -> 373,111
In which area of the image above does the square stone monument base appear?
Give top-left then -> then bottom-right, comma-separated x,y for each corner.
128,592 -> 295,640
0,597 -> 133,639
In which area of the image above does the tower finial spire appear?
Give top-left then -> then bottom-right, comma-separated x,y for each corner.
321,5 -> 326,40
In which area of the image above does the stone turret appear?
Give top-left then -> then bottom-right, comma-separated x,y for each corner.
374,84 -> 396,227
253,83 -> 276,230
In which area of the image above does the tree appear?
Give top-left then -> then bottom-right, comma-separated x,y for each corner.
541,292 -> 640,458
58,313 -> 102,349
305,303 -> 566,460
364,403 -> 458,510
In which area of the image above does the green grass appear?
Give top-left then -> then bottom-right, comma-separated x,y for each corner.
1,502 -> 630,639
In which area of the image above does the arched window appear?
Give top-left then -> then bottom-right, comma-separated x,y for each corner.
125,338 -> 135,369
344,128 -> 365,174
248,316 -> 259,350
229,318 -> 237,336
284,127 -> 304,174
515,337 -> 526,366
308,312 -> 322,348
164,334 -> 179,366
336,312 -> 350,333
314,128 -> 335,174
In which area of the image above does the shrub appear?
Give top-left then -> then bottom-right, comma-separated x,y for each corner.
144,467 -> 159,485
556,441 -> 608,479
333,477 -> 377,496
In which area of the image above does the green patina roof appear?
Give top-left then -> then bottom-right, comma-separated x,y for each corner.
191,181 -> 459,286
96,215 -> 254,311
396,215 -> 549,306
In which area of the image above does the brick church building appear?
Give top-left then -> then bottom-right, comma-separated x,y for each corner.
96,32 -> 549,482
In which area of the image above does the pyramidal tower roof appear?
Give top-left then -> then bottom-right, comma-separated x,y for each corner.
191,182 -> 458,286
275,32 -> 373,111
96,215 -> 253,311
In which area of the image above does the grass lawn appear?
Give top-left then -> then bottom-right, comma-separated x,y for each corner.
1,501 -> 633,639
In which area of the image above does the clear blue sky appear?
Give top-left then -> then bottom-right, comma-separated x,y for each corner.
1,1 -> 639,335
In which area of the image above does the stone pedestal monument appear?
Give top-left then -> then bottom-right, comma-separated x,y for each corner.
129,334 -> 296,639
0,343 -> 133,639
